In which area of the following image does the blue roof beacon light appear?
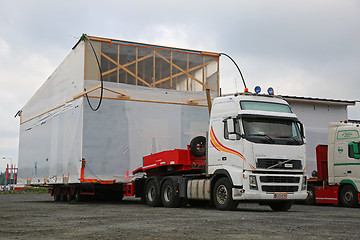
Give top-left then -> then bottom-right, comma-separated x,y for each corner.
254,86 -> 261,94
267,87 -> 274,95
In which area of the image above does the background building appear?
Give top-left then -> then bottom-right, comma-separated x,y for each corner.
283,96 -> 355,175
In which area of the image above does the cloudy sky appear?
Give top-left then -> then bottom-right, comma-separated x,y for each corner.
0,0 -> 359,171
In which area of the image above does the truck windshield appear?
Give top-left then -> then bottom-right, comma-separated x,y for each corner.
242,117 -> 303,145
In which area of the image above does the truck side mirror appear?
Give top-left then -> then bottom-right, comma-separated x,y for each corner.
226,118 -> 238,140
228,133 -> 237,140
227,118 -> 235,133
298,122 -> 305,139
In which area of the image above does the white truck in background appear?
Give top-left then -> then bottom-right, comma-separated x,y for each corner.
307,121 -> 360,207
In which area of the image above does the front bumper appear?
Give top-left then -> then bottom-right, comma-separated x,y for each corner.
232,171 -> 308,201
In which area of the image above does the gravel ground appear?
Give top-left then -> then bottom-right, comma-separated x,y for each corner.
0,194 -> 359,240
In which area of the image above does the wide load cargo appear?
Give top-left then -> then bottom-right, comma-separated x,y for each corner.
18,35 -> 219,185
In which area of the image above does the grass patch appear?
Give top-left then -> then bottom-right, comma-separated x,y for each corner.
0,186 -> 49,194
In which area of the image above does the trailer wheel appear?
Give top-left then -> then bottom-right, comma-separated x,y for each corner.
74,189 -> 82,202
53,188 -> 60,202
145,180 -> 161,207
59,188 -> 66,202
66,188 -> 73,202
161,179 -> 180,208
190,136 -> 206,157
268,201 -> 293,211
213,177 -> 239,211
340,185 -> 358,208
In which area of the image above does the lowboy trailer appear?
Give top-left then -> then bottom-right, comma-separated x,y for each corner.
51,91 -> 308,211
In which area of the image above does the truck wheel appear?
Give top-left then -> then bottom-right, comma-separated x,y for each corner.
213,177 -> 239,211
268,201 -> 293,211
190,136 -> 206,157
53,188 -> 60,202
145,180 -> 161,207
340,185 -> 358,208
59,188 -> 66,202
74,189 -> 82,202
66,188 -> 73,202
161,179 -> 180,208
304,186 -> 315,205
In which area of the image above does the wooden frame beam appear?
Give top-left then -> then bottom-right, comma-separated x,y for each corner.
155,52 -> 216,92
101,52 -> 152,87
98,46 -> 218,93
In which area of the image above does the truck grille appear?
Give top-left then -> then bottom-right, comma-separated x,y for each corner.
256,158 -> 302,170
262,186 -> 299,193
260,176 -> 300,183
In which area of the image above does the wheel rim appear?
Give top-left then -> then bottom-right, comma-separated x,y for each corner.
344,190 -> 353,203
148,185 -> 156,202
163,185 -> 171,203
216,185 -> 227,205
196,142 -> 205,153
75,190 -> 80,202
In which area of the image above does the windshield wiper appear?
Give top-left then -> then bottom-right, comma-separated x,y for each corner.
248,133 -> 275,143
278,136 -> 301,145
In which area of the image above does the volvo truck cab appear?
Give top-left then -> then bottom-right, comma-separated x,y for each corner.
207,92 -> 307,210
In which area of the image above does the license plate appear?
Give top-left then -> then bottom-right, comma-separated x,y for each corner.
273,193 -> 287,199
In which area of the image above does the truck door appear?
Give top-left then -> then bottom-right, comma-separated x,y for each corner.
208,118 -> 244,170
347,140 -> 360,179
223,118 -> 245,170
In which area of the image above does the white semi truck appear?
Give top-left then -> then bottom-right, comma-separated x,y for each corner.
129,91 -> 308,211
205,92 -> 307,209
307,121 -> 360,207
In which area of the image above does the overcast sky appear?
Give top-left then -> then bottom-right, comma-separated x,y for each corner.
1,0 -> 360,171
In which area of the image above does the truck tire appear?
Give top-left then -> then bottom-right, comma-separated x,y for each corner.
74,189 -> 82,202
161,179 -> 180,208
53,188 -> 60,202
145,180 -> 161,207
59,188 -> 66,202
340,185 -> 358,208
213,177 -> 239,211
268,201 -> 293,211
190,136 -> 206,157
66,188 -> 73,202
304,186 -> 315,205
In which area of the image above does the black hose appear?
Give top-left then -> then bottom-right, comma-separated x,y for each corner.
219,53 -> 247,89
82,34 -> 104,111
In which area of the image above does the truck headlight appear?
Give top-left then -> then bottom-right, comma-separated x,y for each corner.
301,176 -> 307,191
249,175 -> 258,190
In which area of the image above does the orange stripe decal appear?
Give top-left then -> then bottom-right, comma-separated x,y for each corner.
210,126 -> 256,170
